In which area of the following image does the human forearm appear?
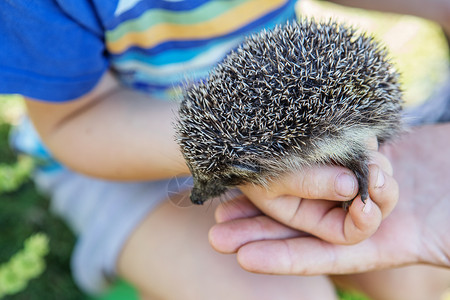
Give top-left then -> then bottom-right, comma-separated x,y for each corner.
26,72 -> 189,181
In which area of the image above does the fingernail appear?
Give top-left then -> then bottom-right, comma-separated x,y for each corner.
363,197 -> 373,214
375,168 -> 385,188
335,173 -> 356,197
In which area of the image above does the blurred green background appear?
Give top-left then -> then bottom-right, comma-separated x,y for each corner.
1,0 -> 449,299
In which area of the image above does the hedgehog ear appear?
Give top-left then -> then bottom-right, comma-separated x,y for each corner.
229,164 -> 260,179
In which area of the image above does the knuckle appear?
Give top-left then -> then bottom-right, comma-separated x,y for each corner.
300,172 -> 319,198
370,151 -> 393,176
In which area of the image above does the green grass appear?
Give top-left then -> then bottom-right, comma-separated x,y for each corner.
91,281 -> 138,300
0,95 -> 139,300
0,103 -> 84,299
0,2 -> 448,299
338,289 -> 370,300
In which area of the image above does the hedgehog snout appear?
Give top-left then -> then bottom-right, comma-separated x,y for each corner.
189,163 -> 261,204
190,176 -> 228,205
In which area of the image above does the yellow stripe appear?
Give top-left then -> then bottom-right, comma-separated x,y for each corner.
107,0 -> 287,53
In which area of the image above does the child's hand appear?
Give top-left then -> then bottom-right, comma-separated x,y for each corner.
210,125 -> 450,275
209,147 -> 400,274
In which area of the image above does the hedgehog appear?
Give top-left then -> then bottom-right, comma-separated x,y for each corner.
176,19 -> 403,206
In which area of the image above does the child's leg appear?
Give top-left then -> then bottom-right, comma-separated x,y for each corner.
332,266 -> 450,300
35,167 -> 335,299
117,197 -> 338,300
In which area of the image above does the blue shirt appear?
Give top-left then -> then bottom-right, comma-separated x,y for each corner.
0,0 -> 297,102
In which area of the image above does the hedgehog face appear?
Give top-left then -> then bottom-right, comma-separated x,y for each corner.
189,175 -> 228,205
188,163 -> 260,205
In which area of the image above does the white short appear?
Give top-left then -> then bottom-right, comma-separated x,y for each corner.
34,168 -> 192,295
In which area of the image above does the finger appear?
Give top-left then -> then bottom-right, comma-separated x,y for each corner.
294,196 -> 382,245
366,136 -> 379,151
284,195 -> 382,244
335,165 -> 397,243
215,194 -> 382,245
344,195 -> 383,244
369,150 -> 393,176
241,165 -> 358,202
209,215 -> 304,253
236,236 -> 404,275
215,195 -> 262,223
367,164 -> 399,219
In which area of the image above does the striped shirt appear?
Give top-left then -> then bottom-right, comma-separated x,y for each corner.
108,0 -> 297,100
1,0 -> 298,101
2,0 -> 297,168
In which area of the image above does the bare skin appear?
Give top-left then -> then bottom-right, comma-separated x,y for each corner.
25,71 -> 189,181
207,1 -> 450,296
117,199 -> 339,300
209,124 -> 450,299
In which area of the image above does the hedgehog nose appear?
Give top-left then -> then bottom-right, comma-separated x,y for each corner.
190,187 -> 207,205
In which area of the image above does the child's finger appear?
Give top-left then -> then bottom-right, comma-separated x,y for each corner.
369,150 -> 394,176
342,165 -> 398,243
366,136 -> 379,151
240,165 -> 359,203
343,195 -> 383,244
209,215 -> 304,253
214,195 -> 262,223
298,196 -> 382,245
218,193 -> 381,245
368,164 -> 399,219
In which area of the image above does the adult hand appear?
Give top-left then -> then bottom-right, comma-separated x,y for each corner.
209,124 -> 450,274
